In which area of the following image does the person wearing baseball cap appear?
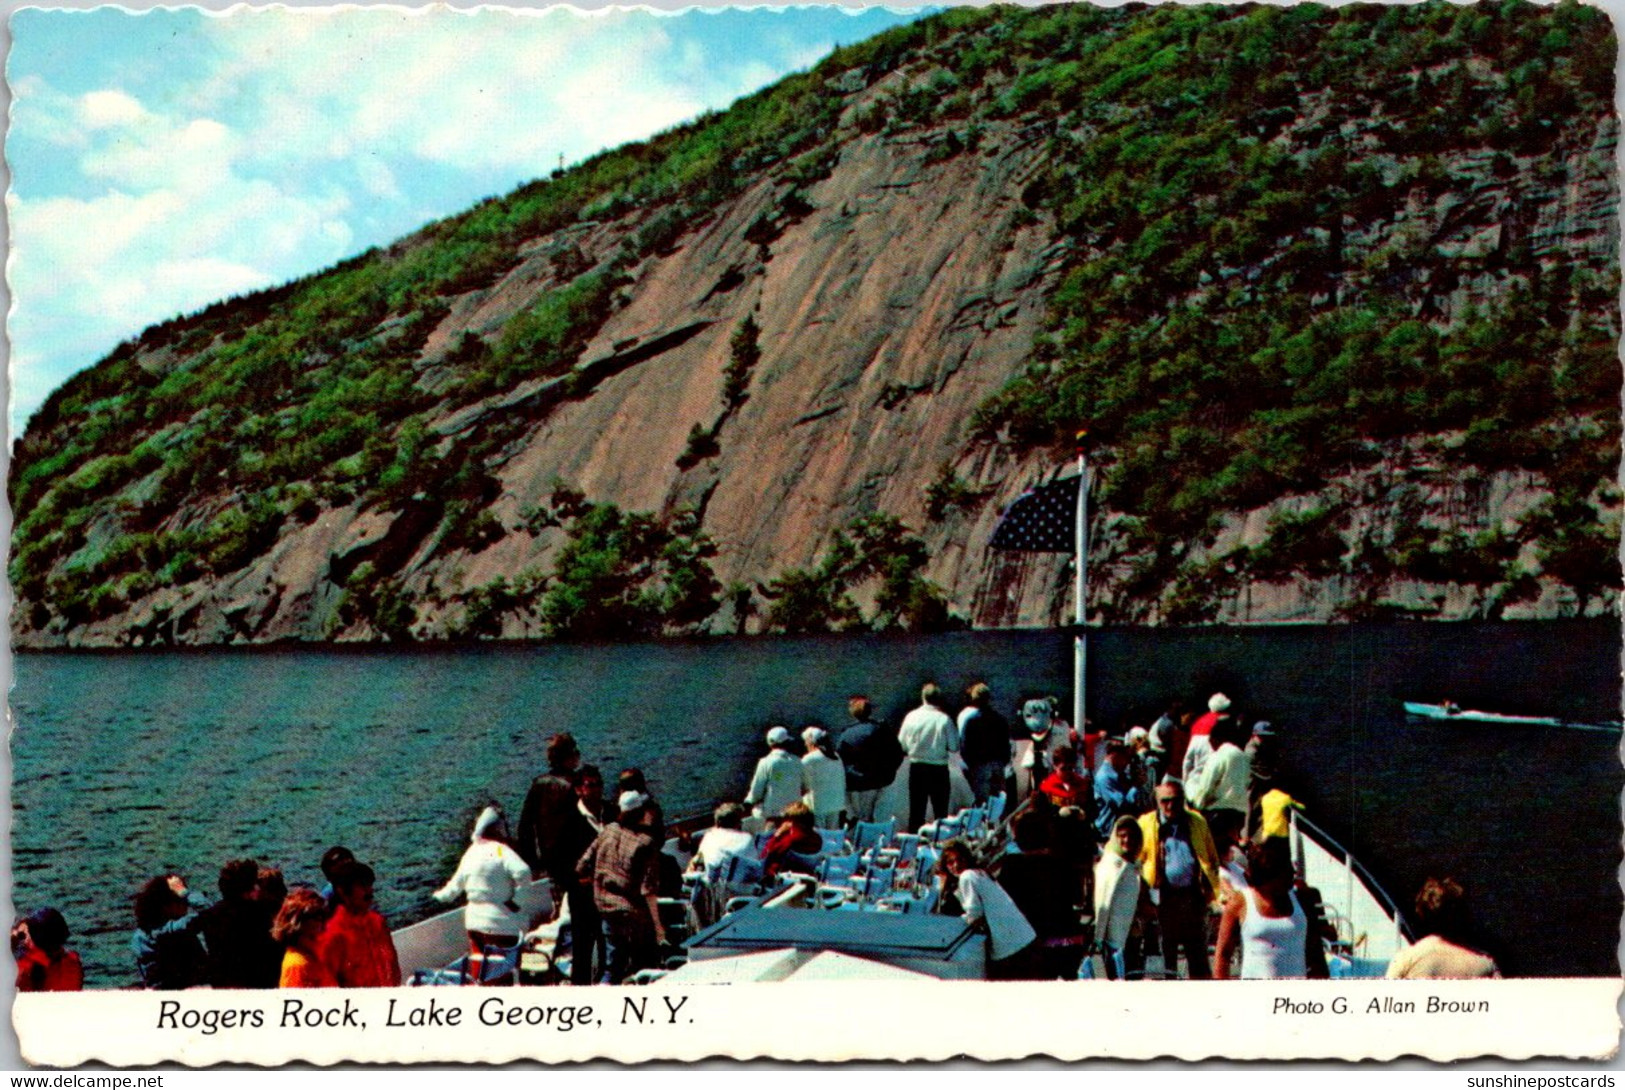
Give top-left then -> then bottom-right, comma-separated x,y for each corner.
577,790 -> 664,984
1182,692 -> 1234,783
745,725 -> 805,820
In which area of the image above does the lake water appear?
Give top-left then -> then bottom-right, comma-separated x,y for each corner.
12,620 -> 1620,985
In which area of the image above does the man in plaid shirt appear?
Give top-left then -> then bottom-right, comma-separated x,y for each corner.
577,791 -> 665,984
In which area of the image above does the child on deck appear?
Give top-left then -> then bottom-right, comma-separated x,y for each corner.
1038,743 -> 1092,811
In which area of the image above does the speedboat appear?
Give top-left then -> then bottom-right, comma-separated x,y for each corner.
1403,701 -> 1620,734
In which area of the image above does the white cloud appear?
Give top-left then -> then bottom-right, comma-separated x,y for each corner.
355,155 -> 402,203
10,75 -> 90,152
7,6 -> 922,438
190,8 -> 779,175
78,89 -> 146,129
8,173 -> 356,403
82,115 -> 241,191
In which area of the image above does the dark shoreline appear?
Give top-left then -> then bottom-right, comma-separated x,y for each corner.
13,613 -> 1622,657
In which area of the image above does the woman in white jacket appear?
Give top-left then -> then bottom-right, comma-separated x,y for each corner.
433,805 -> 532,957
800,726 -> 848,830
1092,816 -> 1145,980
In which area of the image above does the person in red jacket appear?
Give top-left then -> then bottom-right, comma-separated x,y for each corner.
13,908 -> 83,992
1038,743 -> 1092,811
760,802 -> 824,878
318,861 -> 401,987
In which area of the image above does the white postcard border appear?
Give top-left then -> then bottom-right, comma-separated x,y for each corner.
13,979 -> 1622,1066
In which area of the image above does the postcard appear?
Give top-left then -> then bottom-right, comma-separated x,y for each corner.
5,0 -> 1621,1067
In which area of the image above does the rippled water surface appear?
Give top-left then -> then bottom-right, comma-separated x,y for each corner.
12,621 -> 1620,984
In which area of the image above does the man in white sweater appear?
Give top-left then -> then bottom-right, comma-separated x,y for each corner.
897,682 -> 959,832
1187,717 -> 1252,850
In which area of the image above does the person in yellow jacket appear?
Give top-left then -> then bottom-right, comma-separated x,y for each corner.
1137,779 -> 1221,979
1254,787 -> 1301,842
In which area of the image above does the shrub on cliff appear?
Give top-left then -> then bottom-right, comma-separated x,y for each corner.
764,514 -> 963,634
538,502 -> 721,640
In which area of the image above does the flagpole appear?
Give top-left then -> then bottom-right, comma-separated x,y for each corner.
1074,434 -> 1087,740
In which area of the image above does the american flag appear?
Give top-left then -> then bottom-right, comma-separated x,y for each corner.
989,474 -> 1083,553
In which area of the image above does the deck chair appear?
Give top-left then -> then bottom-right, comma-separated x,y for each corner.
852,818 -> 897,856
467,939 -> 524,986
810,853 -> 860,907
894,834 -> 923,866
959,807 -> 989,838
707,851 -> 768,922
923,815 -> 963,846
816,828 -> 850,856
912,847 -> 940,886
718,851 -> 766,896
816,853 -> 860,886
850,866 -> 895,907
986,793 -> 1007,826
876,848 -> 940,912
875,832 -> 922,872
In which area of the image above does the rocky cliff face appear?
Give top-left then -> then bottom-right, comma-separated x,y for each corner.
11,2 -> 1620,648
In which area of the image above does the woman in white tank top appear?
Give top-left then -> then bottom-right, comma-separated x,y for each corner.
1214,839 -> 1308,979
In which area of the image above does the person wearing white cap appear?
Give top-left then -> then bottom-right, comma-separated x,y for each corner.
1182,692 -> 1233,784
800,726 -> 847,830
576,791 -> 663,984
432,804 -> 533,964
745,726 -> 805,820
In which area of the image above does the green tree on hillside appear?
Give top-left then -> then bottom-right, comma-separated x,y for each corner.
538,503 -> 721,640
764,514 -> 960,634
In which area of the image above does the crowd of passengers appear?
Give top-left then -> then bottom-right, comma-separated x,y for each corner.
15,683 -> 1499,990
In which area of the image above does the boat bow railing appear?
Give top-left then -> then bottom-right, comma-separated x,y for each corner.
1290,810 -> 1413,972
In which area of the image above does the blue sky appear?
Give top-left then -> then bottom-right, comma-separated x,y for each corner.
5,4 -> 928,439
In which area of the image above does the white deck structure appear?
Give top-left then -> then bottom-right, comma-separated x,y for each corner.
1292,811 -> 1410,977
